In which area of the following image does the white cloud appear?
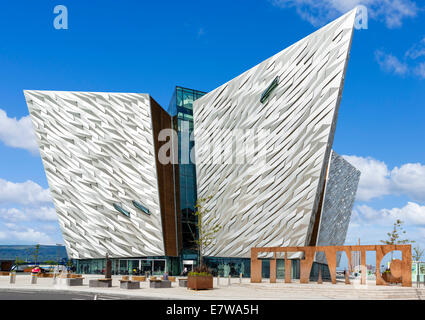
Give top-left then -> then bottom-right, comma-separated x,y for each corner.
0,206 -> 57,223
197,27 -> 205,38
414,62 -> 425,79
375,37 -> 425,79
0,177 -> 59,245
406,37 -> 425,59
0,109 -> 38,154
343,155 -> 391,201
375,50 -> 409,75
0,178 -> 52,206
271,0 -> 418,28
346,202 -> 425,247
343,155 -> 425,203
0,221 -> 60,245
1,228 -> 54,244
391,163 -> 425,202
418,227 -> 425,238
353,202 -> 425,226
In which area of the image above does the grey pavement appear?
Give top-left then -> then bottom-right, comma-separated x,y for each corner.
0,289 -> 145,300
1,274 -> 424,300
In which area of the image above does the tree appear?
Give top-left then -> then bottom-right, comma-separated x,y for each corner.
33,244 -> 40,264
412,246 -> 424,262
15,256 -> 26,265
380,219 -> 415,260
194,196 -> 222,267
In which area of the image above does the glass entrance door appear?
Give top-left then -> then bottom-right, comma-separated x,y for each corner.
183,260 -> 196,273
140,260 -> 152,275
119,260 -> 127,275
117,259 -> 167,276
128,260 -> 140,275
152,260 -> 166,275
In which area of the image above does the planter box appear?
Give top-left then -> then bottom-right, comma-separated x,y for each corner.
179,278 -> 188,287
161,276 -> 176,282
132,276 -> 146,282
187,276 -> 213,290
120,281 -> 140,289
89,279 -> 112,288
66,278 -> 84,286
150,280 -> 171,288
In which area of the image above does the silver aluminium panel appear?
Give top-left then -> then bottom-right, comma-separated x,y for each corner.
193,10 -> 357,258
315,151 -> 361,265
24,91 -> 165,259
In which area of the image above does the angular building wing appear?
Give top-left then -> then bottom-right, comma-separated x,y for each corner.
316,151 -> 361,265
193,10 -> 357,258
24,91 -> 180,259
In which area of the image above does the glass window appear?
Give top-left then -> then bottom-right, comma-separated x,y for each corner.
119,260 -> 127,275
140,260 -> 152,275
169,87 -> 206,251
153,260 -> 166,275
176,88 -> 183,107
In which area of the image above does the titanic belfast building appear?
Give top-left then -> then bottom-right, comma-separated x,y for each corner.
24,9 -> 360,278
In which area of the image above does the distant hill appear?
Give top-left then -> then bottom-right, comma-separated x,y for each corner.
0,245 -> 68,262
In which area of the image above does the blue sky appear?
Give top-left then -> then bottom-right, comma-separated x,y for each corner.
0,1 -> 424,262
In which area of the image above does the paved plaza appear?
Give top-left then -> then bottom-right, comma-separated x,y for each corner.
0,274 -> 424,300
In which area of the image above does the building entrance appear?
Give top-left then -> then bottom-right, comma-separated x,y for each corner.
183,260 -> 196,273
118,259 -> 167,275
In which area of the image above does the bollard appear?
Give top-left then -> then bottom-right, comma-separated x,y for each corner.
317,268 -> 323,284
239,273 -> 242,284
31,273 -> 37,284
344,269 -> 350,285
228,275 -> 231,286
418,274 -> 421,288
217,275 -> 220,287
9,272 -> 16,284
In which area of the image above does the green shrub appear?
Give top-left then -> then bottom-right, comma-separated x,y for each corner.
188,265 -> 213,277
188,271 -> 212,277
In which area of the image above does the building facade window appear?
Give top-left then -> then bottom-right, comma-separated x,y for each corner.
168,87 -> 206,257
132,200 -> 150,215
113,203 -> 130,218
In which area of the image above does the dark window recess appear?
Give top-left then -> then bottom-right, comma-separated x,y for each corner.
132,200 -> 150,215
260,76 -> 280,103
113,203 -> 131,218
